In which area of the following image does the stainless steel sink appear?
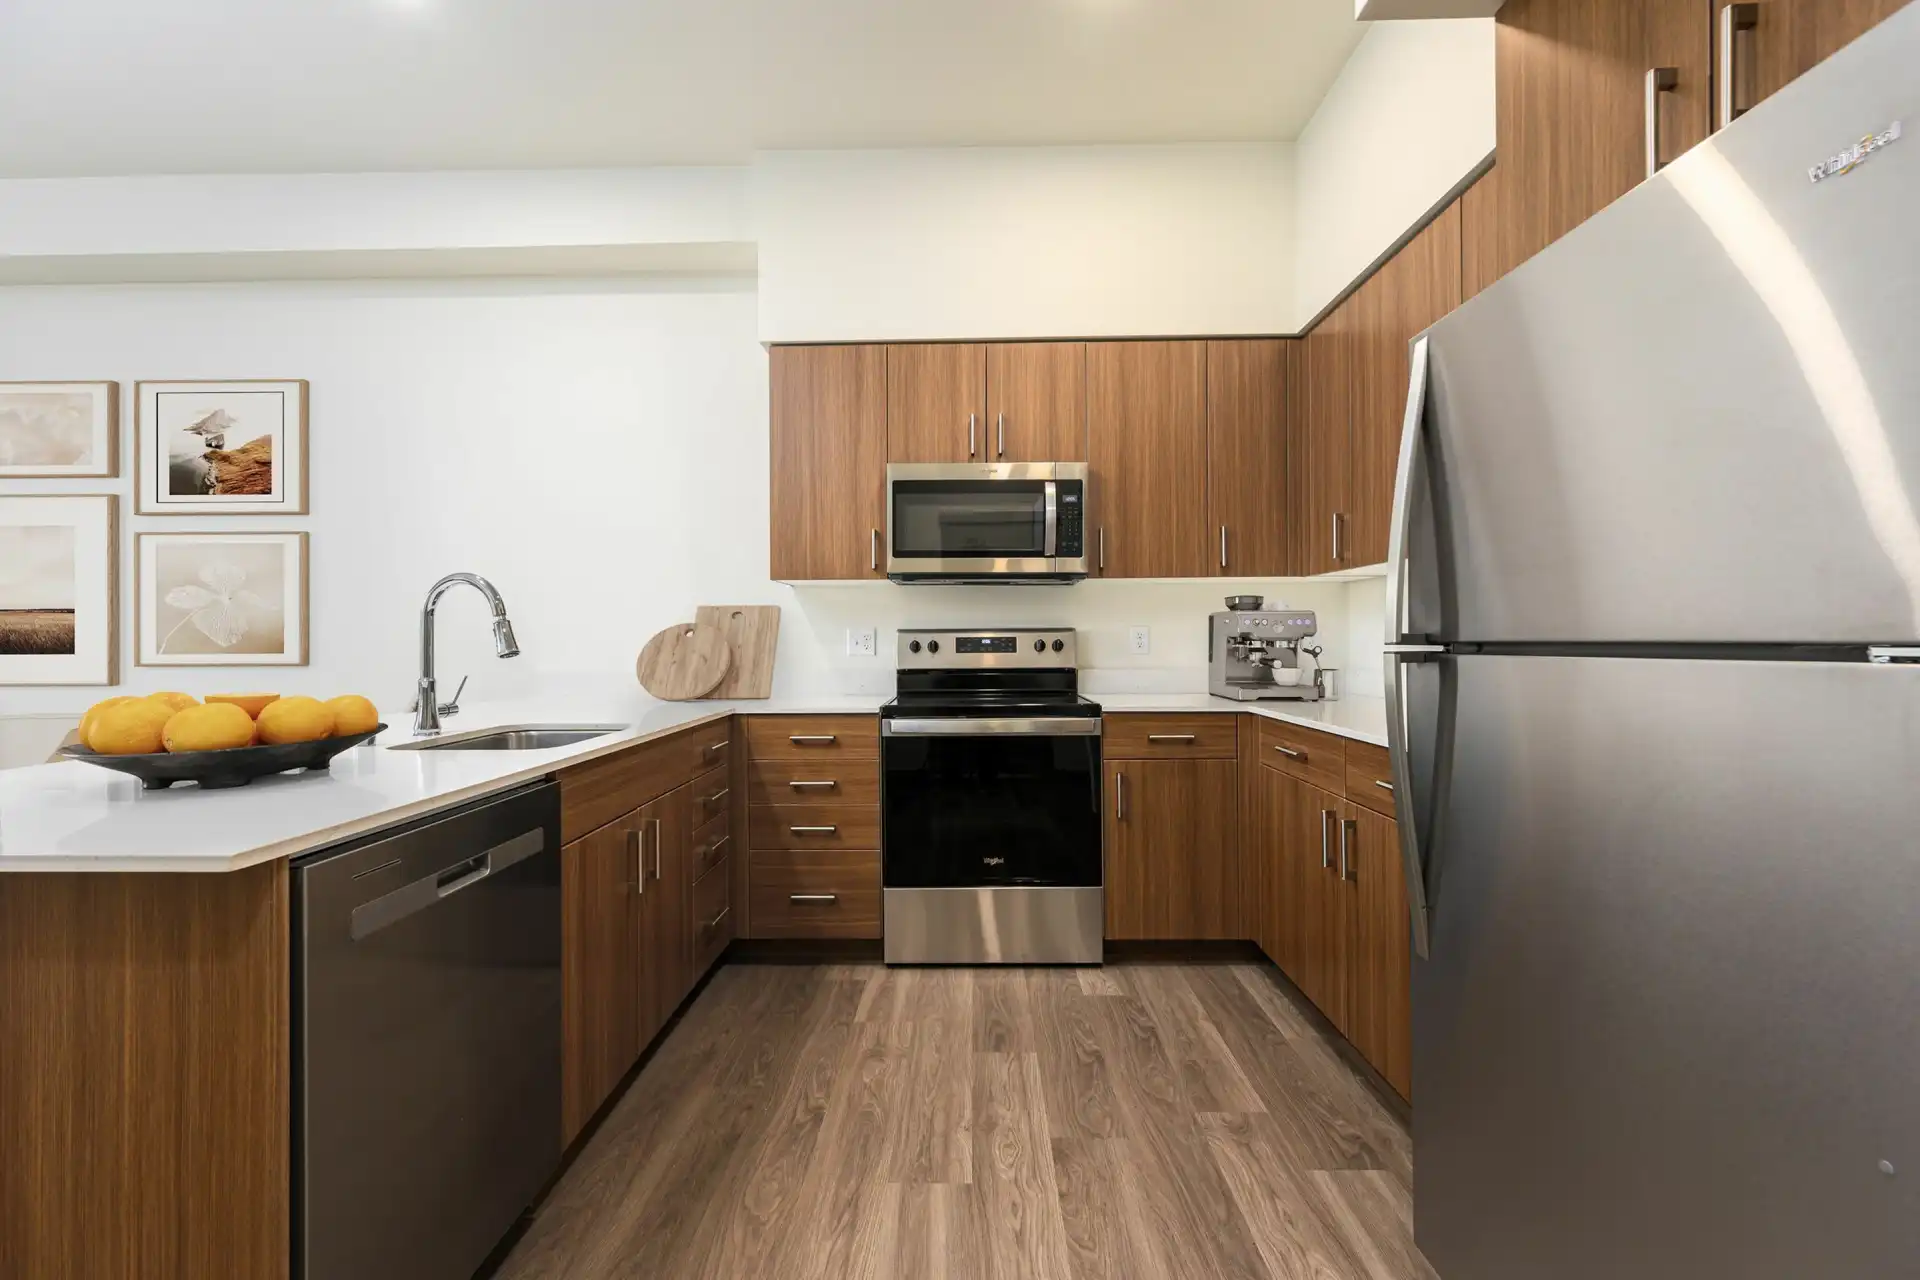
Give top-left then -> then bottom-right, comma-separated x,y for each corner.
389,724 -> 626,752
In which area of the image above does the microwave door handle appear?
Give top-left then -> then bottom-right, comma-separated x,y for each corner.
1044,481 -> 1058,557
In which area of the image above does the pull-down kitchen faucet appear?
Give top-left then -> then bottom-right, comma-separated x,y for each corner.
415,572 -> 520,735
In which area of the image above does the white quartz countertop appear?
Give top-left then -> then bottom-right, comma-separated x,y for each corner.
0,688 -> 1384,873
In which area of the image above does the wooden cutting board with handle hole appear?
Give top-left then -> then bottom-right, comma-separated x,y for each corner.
636,621 -> 733,701
695,605 -> 780,699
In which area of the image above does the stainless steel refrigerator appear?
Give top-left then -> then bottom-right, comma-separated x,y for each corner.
1384,9 -> 1919,1277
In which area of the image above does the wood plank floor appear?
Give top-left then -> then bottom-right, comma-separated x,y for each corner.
493,963 -> 1437,1280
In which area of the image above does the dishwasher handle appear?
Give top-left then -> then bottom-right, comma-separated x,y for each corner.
349,827 -> 545,941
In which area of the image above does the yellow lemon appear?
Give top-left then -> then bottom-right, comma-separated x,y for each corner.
162,703 -> 256,753
256,696 -> 336,745
146,691 -> 199,714
87,699 -> 176,756
79,695 -> 139,744
324,695 -> 379,737
207,693 -> 280,719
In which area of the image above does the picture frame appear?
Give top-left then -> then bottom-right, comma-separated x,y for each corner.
134,379 -> 308,515
136,531 -> 309,667
0,382 -> 119,478
0,494 -> 119,686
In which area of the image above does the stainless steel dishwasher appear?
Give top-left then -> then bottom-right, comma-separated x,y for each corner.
293,780 -> 561,1280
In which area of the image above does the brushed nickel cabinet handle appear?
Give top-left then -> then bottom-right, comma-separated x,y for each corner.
1645,66 -> 1678,178
789,734 -> 838,745
969,413 -> 977,458
1220,525 -> 1228,569
702,786 -> 730,809
1331,512 -> 1344,562
1340,818 -> 1355,882
1718,2 -> 1758,130
699,833 -> 731,866
1147,734 -> 1196,744
997,412 -> 1005,458
628,827 -> 644,894
789,825 -> 838,835
871,529 -> 880,572
702,740 -> 727,758
788,779 -> 838,791
650,817 -> 662,881
1320,809 -> 1333,870
1099,527 -> 1106,572
789,893 -> 839,904
1374,779 -> 1394,792
1274,745 -> 1305,760
701,905 -> 731,933
1115,770 -> 1126,822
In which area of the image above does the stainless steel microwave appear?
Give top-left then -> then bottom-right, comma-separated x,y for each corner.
885,462 -> 1089,583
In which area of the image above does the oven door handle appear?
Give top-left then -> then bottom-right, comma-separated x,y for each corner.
1043,481 -> 1059,558
882,717 -> 1102,738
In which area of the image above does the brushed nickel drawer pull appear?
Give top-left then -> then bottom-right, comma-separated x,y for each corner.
789,825 -> 838,835
1374,779 -> 1394,792
789,893 -> 839,904
1147,734 -> 1197,744
1274,745 -> 1305,760
702,786 -> 730,808
628,828 -> 644,894
703,740 -> 727,757
1340,818 -> 1356,882
651,817 -> 663,881
699,833 -> 731,862
702,905 -> 731,932
1320,809 -> 1333,870
790,734 -> 838,745
788,779 -> 838,791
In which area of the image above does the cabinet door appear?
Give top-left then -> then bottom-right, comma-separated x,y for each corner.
1253,764 -> 1308,979
986,342 -> 1086,463
1087,341 -> 1209,578
1715,0 -> 1909,121
1291,789 -> 1340,1020
636,786 -> 692,1048
886,343 -> 986,463
1349,806 -> 1413,1101
1104,758 -> 1237,940
769,344 -> 887,581
1347,203 -> 1462,568
561,821 -> 640,1144
1206,339 -> 1290,577
1288,301 -> 1351,575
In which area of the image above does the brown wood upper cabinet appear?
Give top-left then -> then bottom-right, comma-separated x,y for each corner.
886,342 -> 986,463
1289,298 -> 1351,575
1087,340 -> 1210,578
1715,0 -> 1910,123
988,342 -> 1087,462
1206,339 -> 1290,577
769,344 -> 887,581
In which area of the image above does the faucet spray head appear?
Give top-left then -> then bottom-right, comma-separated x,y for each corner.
493,617 -> 520,659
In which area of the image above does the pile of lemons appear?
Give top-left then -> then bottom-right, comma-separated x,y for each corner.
78,692 -> 380,756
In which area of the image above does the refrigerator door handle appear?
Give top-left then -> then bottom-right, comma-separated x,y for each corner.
1386,333 -> 1436,959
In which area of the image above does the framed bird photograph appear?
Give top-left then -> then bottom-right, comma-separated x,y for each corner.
136,531 -> 309,667
135,379 -> 308,515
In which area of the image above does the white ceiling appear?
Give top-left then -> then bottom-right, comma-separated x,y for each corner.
0,0 -> 1366,177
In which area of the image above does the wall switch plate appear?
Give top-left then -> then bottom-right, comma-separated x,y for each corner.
847,627 -> 878,658
1129,626 -> 1151,656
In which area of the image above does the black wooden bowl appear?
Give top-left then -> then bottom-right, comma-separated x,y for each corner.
58,725 -> 386,790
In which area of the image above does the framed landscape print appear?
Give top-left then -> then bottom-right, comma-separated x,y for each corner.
137,531 -> 309,667
0,382 -> 119,478
0,495 -> 118,686
135,379 -> 308,515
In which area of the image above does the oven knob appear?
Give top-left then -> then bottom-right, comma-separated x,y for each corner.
927,640 -> 940,654
908,640 -> 922,654
1052,639 -> 1065,653
1034,639 -> 1046,653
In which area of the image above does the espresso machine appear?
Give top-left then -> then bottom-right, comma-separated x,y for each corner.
1208,596 -> 1324,702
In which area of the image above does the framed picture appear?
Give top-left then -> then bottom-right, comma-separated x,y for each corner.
0,495 -> 118,686
135,380 -> 307,515
137,531 -> 309,667
0,382 -> 119,478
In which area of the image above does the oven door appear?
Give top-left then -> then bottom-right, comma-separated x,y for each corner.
881,717 -> 1102,888
887,462 -> 1088,580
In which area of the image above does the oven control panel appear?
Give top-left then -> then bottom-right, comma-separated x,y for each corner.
899,628 -> 1077,669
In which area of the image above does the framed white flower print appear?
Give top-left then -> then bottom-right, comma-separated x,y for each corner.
137,531 -> 308,666
0,495 -> 118,686
135,380 -> 307,515
0,382 -> 119,478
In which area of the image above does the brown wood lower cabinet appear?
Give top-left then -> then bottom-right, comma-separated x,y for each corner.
743,714 -> 882,940
1104,750 -> 1238,941
560,811 -> 643,1143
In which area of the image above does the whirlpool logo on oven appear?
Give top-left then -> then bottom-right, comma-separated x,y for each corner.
983,856 -> 1006,867
1810,120 -> 1901,183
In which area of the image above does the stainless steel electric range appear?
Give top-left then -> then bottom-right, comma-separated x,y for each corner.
879,628 -> 1103,965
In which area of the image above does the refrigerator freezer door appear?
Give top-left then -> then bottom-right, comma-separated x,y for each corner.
1417,7 -> 1920,644
1413,655 -> 1918,1280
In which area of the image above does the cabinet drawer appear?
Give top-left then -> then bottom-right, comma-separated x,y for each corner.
749,849 -> 882,939
691,810 -> 731,883
1102,713 -> 1238,759
693,857 -> 732,968
689,762 -> 731,826
1256,717 -> 1345,795
750,803 -> 881,850
1344,740 -> 1396,818
745,759 -> 881,807
741,715 -> 879,762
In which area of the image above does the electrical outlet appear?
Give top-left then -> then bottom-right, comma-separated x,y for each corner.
1129,626 -> 1151,656
847,627 -> 878,658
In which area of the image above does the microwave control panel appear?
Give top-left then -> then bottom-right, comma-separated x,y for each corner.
1057,484 -> 1084,557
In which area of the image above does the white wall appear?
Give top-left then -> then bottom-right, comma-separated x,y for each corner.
0,279 -> 1374,762
754,143 -> 1296,342
1292,18 -> 1495,324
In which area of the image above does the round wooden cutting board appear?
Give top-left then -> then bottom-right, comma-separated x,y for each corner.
636,622 -> 734,701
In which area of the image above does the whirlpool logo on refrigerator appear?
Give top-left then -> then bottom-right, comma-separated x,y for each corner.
1809,120 -> 1901,183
